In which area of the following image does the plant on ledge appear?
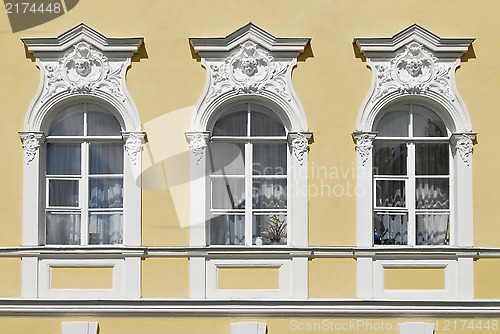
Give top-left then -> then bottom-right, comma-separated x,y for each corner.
262,215 -> 287,245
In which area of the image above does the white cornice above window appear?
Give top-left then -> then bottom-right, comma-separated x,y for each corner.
353,24 -> 475,133
22,23 -> 144,133
188,22 -> 311,132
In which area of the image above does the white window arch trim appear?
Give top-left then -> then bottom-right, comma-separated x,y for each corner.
187,23 -> 311,299
19,24 -> 145,299
353,24 -> 475,300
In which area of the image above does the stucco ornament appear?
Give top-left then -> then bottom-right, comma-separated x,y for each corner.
21,133 -> 41,166
373,42 -> 454,102
124,133 -> 143,165
291,133 -> 309,166
355,134 -> 373,166
188,132 -> 208,164
43,42 -> 124,102
456,134 -> 474,166
206,41 -> 290,104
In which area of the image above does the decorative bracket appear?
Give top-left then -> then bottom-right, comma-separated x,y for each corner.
288,132 -> 313,166
451,132 -> 476,166
18,132 -> 45,166
185,131 -> 210,165
122,132 -> 147,165
352,132 -> 377,166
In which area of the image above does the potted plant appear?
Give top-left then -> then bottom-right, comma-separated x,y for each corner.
262,215 -> 287,245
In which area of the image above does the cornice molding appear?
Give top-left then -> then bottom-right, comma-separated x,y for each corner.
354,24 -> 474,57
1,299 -> 500,317
22,23 -> 143,56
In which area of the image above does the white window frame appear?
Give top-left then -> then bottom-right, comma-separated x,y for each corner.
372,104 -> 452,246
353,24 -> 476,300
187,23 -> 311,299
19,24 -> 145,298
207,102 -> 289,246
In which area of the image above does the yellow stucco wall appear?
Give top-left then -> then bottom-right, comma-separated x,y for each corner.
217,267 -> 280,290
50,267 -> 113,290
142,258 -> 190,298
475,259 -> 500,299
0,0 -> 500,303
384,268 -> 445,290
0,258 -> 21,297
1,317 -> 499,334
309,258 -> 357,298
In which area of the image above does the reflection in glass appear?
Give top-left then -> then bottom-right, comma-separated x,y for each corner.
211,177 -> 245,209
373,213 -> 408,245
416,143 -> 449,175
253,143 -> 287,175
373,142 -> 407,175
46,212 -> 81,245
88,213 -> 123,245
89,143 -> 124,174
375,180 -> 405,208
209,142 -> 245,175
376,108 -> 409,137
88,178 -> 123,208
206,214 -> 245,245
48,180 -> 79,207
46,143 -> 81,175
252,178 -> 287,209
415,178 -> 449,209
212,111 -> 247,136
416,214 -> 449,245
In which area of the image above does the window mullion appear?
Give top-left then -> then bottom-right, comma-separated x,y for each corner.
245,142 -> 252,246
81,141 -> 89,245
407,142 -> 416,246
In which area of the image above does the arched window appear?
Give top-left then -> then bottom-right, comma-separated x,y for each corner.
207,103 -> 288,246
44,103 -> 124,245
372,104 -> 450,246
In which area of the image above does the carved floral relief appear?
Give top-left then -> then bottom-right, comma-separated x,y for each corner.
206,41 -> 290,104
373,42 -> 454,102
42,42 -> 124,102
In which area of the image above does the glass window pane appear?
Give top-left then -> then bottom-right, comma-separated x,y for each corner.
48,105 -> 84,136
89,178 -> 123,209
89,143 -> 124,174
373,213 -> 408,245
211,177 -> 245,209
250,111 -> 285,136
252,143 -> 287,175
87,110 -> 122,136
413,105 -> 447,137
416,214 -> 449,245
253,214 -> 287,245
416,143 -> 449,175
373,142 -> 407,175
46,212 -> 81,245
46,143 -> 81,175
209,142 -> 245,175
212,110 -> 247,136
206,214 -> 245,245
375,180 -> 406,208
89,213 -> 123,245
48,180 -> 79,207
375,107 -> 409,137
416,178 -> 449,209
252,178 -> 287,209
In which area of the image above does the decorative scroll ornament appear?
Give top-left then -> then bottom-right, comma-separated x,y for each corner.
21,133 -> 41,165
355,134 -> 373,166
124,133 -> 143,165
291,133 -> 309,166
456,134 -> 474,166
42,42 -> 124,102
206,41 -> 290,104
373,42 -> 454,102
188,132 -> 208,164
